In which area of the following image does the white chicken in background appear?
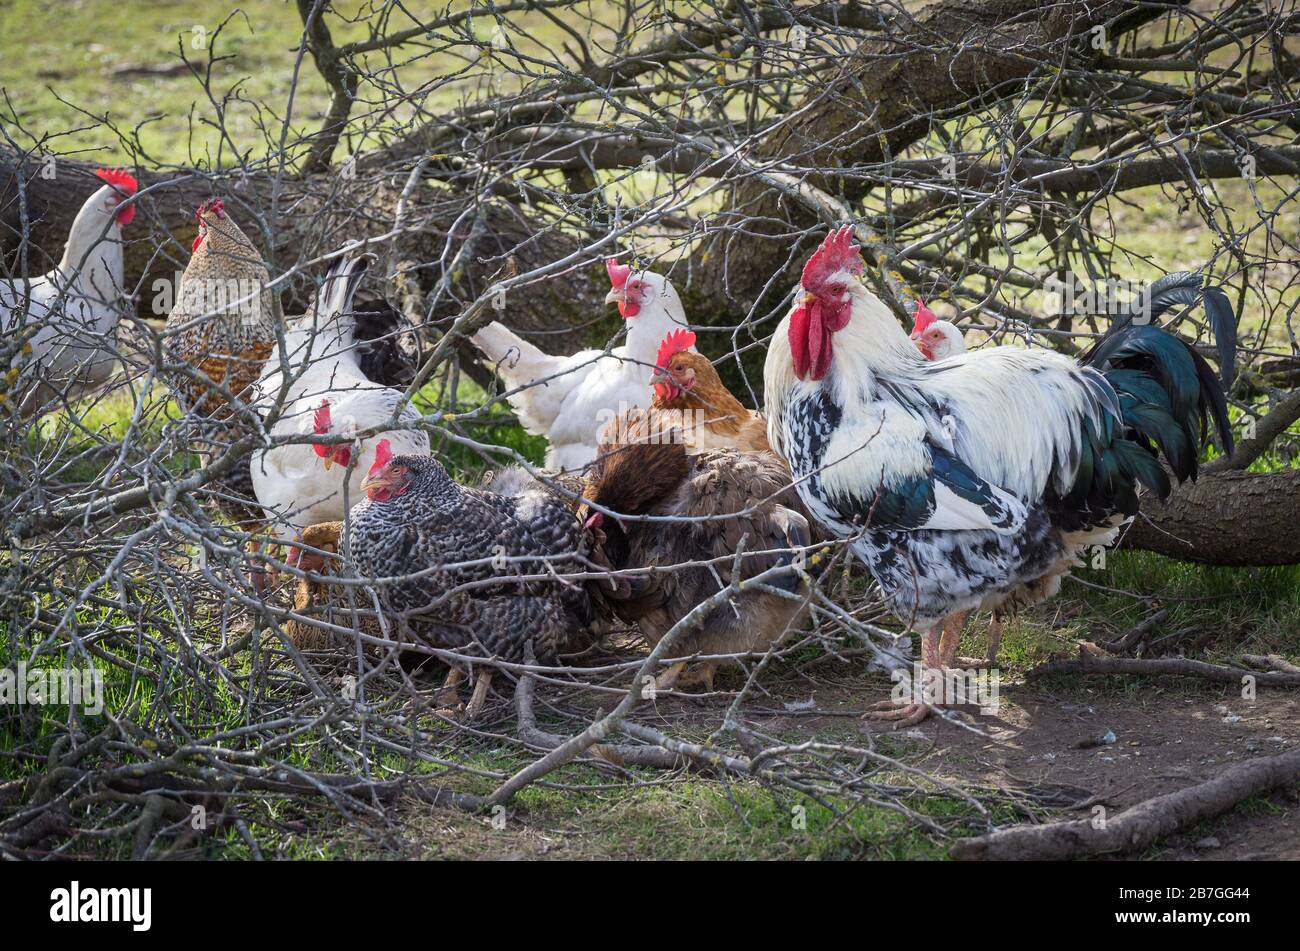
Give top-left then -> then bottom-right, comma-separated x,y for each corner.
251,253 -> 429,546
909,301 -> 966,360
470,259 -> 693,470
2,168 -> 138,417
766,227 -> 1234,727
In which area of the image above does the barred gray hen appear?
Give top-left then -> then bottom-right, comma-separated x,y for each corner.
340,440 -> 601,716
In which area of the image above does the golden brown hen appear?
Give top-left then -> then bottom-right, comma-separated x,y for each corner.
648,329 -> 770,453
165,198 -> 279,416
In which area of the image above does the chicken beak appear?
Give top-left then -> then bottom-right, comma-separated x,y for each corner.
604,287 -> 625,305
322,457 -> 334,471
360,473 -> 383,495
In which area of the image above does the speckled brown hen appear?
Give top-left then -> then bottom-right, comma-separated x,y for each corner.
164,199 -> 281,576
580,407 -> 813,692
165,199 -> 279,416
328,440 -> 602,717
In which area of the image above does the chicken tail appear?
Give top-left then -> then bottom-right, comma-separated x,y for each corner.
1071,319 -> 1234,526
315,251 -> 371,328
470,321 -> 556,390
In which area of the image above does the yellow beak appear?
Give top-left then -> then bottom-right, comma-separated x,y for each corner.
605,287 -> 625,305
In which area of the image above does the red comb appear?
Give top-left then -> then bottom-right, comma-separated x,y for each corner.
369,438 -> 392,476
911,301 -> 937,336
656,328 -> 696,368
94,168 -> 138,195
196,198 -> 226,220
313,400 -> 332,435
606,258 -> 632,289
801,225 -> 863,290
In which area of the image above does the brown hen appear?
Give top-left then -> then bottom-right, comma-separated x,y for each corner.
581,407 -> 812,692
648,329 -> 770,453
164,199 -> 281,573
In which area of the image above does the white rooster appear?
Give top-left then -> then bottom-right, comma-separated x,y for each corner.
251,253 -> 429,546
2,168 -> 138,416
766,227 -> 1234,727
470,259 -> 692,470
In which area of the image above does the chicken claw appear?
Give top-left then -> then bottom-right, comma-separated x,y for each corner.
866,699 -> 933,729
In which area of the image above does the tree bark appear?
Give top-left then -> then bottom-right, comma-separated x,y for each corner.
1120,468 -> 1300,566
0,147 -> 612,357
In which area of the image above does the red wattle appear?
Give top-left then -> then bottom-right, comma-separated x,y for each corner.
618,299 -> 640,318
191,233 -> 204,252
790,301 -> 835,380
789,304 -> 811,379
116,205 -> 136,227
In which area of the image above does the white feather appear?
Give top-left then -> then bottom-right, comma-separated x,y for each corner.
471,271 -> 691,470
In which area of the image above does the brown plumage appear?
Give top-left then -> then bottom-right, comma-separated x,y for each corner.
581,407 -> 812,691
164,198 -> 281,537
165,198 -> 278,416
650,330 -> 770,453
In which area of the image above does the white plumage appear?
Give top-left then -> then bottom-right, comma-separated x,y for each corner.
765,228 -> 1231,726
251,254 -> 429,542
2,169 -> 137,416
470,261 -> 692,470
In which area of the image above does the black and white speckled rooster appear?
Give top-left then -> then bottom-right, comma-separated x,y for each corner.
765,227 -> 1236,727
333,440 -> 600,716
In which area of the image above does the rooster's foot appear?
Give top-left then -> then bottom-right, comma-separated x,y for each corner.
865,699 -> 934,729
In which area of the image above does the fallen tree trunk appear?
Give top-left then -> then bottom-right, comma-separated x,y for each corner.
0,147 -> 612,358
1120,468 -> 1300,566
950,745 -> 1300,860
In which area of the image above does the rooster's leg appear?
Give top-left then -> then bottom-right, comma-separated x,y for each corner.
867,611 -> 971,728
435,667 -> 466,710
246,539 -> 271,596
463,669 -> 494,720
936,611 -> 969,668
956,611 -> 1003,668
985,612 -> 1003,665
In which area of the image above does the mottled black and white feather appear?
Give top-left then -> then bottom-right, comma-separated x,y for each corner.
344,455 -> 598,664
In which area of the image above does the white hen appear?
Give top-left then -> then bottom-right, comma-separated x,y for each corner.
2,168 -> 137,417
470,259 -> 692,470
251,253 -> 429,543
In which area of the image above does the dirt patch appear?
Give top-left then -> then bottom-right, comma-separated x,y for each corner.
745,669 -> 1300,859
